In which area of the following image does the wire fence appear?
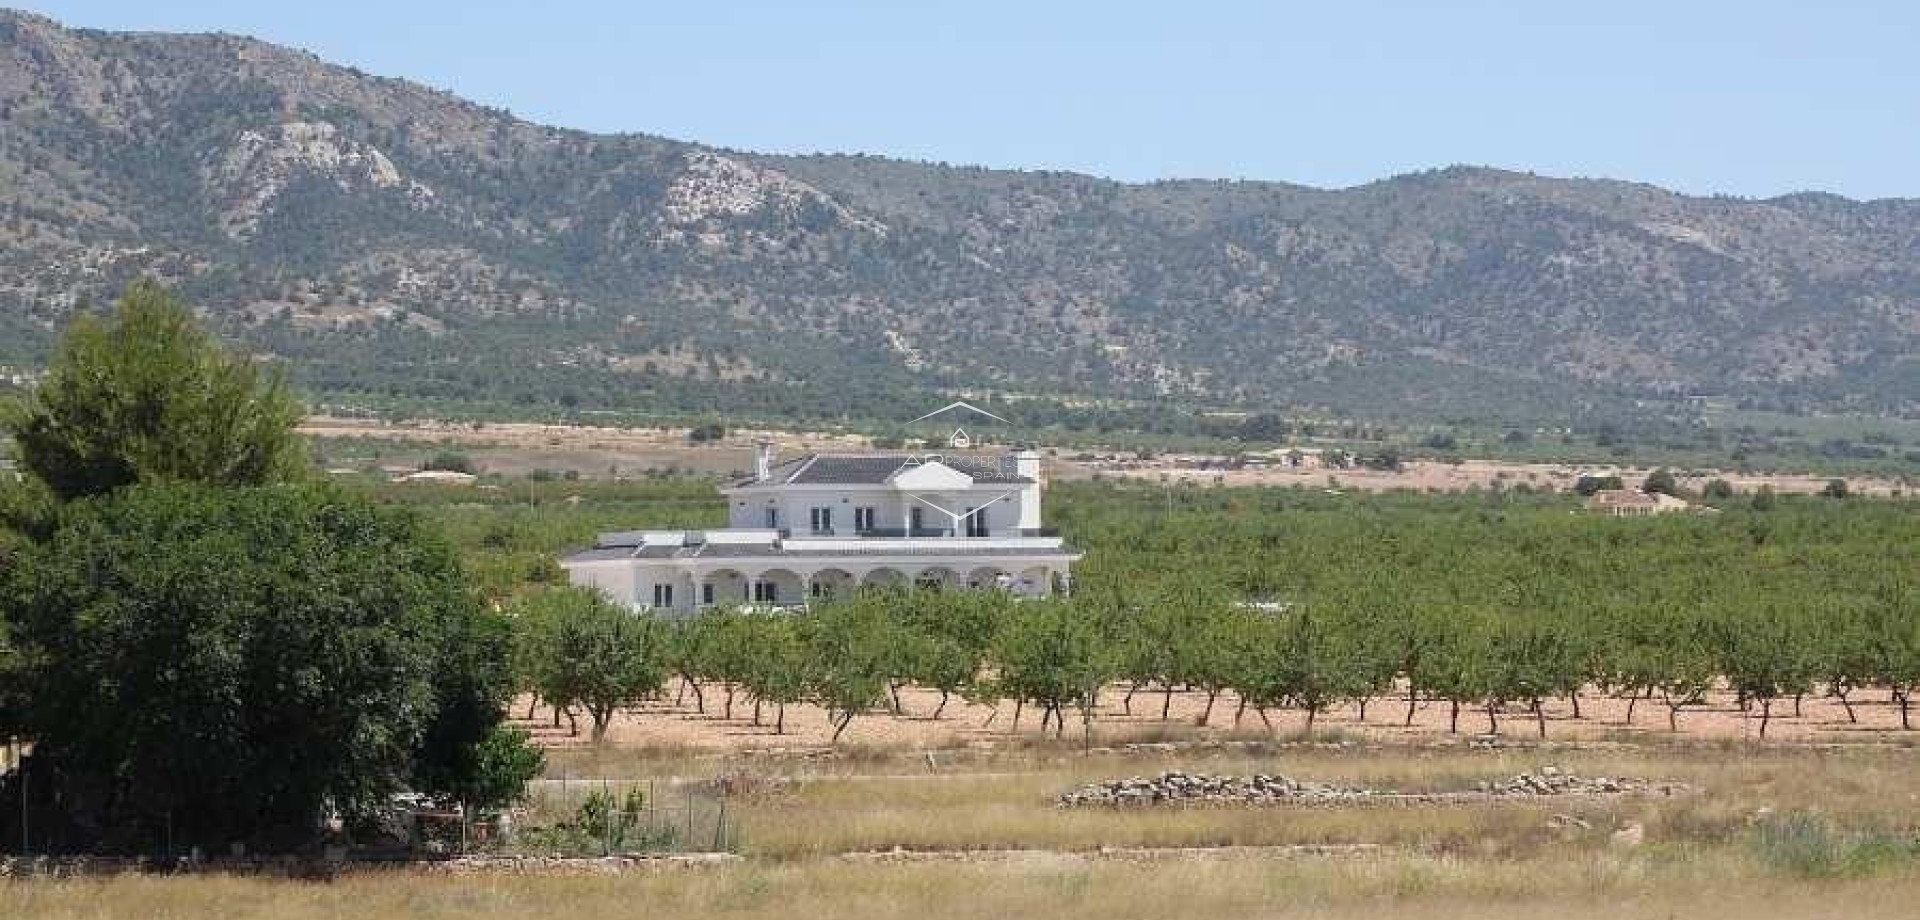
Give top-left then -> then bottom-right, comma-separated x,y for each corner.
513,776 -> 740,856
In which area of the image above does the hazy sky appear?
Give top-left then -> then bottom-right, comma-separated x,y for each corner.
17,1 -> 1920,199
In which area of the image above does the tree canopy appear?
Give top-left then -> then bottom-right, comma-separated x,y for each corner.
2,483 -> 520,852
2,280 -> 305,504
0,284 -> 534,855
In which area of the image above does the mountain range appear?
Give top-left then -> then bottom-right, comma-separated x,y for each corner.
2,8 -> 1917,425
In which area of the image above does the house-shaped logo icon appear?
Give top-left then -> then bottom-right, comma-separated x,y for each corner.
908,401 -> 1007,450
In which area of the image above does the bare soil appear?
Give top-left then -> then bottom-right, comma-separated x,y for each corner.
1082,457 -> 1910,498
301,417 -> 1910,495
516,681 -> 1919,752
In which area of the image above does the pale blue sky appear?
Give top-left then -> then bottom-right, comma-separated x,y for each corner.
16,1 -> 1920,199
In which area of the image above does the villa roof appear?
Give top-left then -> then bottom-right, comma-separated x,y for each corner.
734,453 -> 1032,488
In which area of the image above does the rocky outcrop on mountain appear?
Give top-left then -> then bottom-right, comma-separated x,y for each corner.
207,121 -> 435,237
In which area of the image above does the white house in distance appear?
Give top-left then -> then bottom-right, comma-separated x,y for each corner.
561,442 -> 1082,613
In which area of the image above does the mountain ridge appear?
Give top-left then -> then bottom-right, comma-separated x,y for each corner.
3,8 -> 1917,423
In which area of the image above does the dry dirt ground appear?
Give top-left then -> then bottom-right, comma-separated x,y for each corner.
300,417 -> 1909,495
300,417 -> 852,478
515,681 -> 1917,752
1084,457 -> 1910,497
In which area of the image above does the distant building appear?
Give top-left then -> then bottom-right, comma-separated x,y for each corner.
561,443 -> 1081,613
395,469 -> 477,485
1584,489 -> 1690,517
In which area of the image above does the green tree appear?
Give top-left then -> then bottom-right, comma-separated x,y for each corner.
735,613 -> 808,734
889,588 -> 1006,718
453,726 -> 547,810
1813,595 -> 1877,724
992,598 -> 1114,738
1711,596 -> 1817,739
807,594 -> 902,742
1408,607 -> 1496,734
1650,610 -> 1719,732
1574,474 -> 1625,496
2,483 -> 519,852
1485,614 -> 1582,738
424,450 -> 476,474
1272,607 -> 1371,734
2,281 -> 305,504
512,587 -> 671,741
1129,577 -> 1234,722
1642,467 -> 1679,496
1863,581 -> 1920,730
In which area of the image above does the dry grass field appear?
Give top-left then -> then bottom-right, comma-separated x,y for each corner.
9,859 -> 1920,920
9,739 -> 1920,919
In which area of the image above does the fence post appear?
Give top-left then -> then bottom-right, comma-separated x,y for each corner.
685,789 -> 694,852
714,791 -> 727,852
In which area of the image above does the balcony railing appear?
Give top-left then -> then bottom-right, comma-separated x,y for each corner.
849,527 -> 963,538
845,527 -> 1062,539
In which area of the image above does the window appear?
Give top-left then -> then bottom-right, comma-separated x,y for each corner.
764,507 -> 779,529
753,580 -> 778,604
701,583 -> 714,606
909,506 -> 924,533
652,584 -> 674,608
853,506 -> 876,532
810,507 -> 834,534
965,506 -> 989,537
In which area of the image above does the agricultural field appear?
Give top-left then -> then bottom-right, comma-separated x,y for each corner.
428,476 -> 1920,749
13,447 -> 1920,919
386,476 -> 1920,749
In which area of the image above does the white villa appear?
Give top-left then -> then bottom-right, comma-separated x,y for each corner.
560,443 -> 1082,613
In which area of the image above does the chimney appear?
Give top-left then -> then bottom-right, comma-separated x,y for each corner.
1014,448 -> 1043,531
755,440 -> 777,482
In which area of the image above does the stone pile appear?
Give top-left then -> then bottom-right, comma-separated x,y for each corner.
1474,765 -> 1688,798
424,853 -> 741,874
1058,771 -> 1373,807
1058,766 -> 1691,808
